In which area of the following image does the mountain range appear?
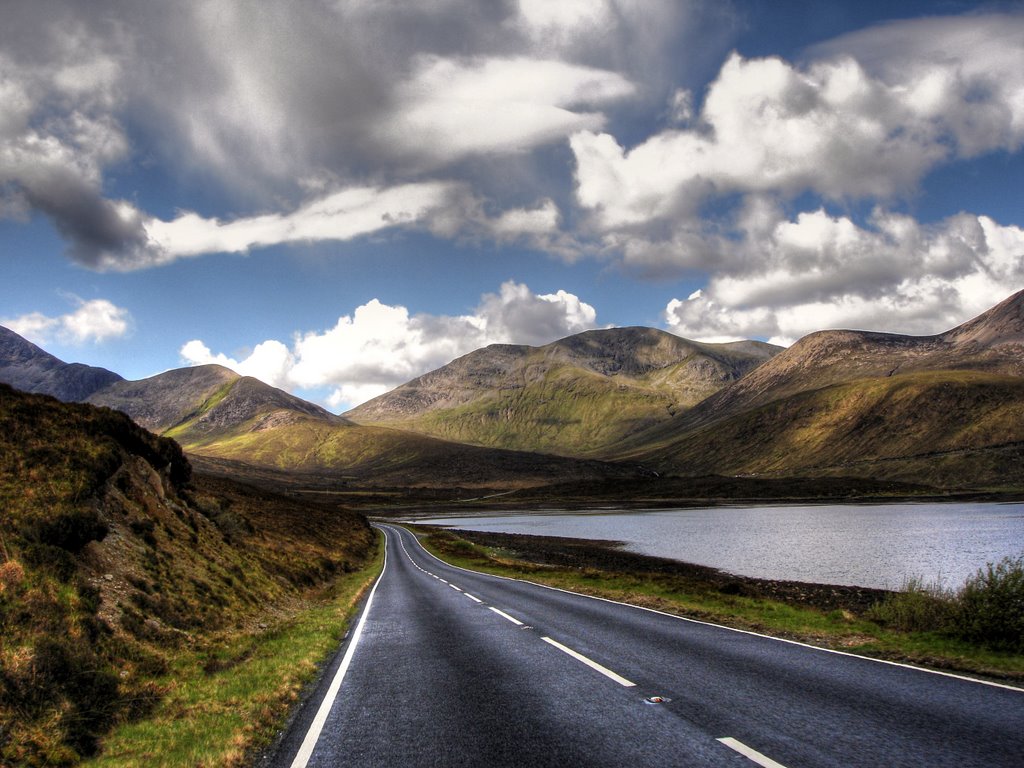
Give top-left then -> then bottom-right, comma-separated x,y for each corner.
3,288 -> 1024,493
612,289 -> 1024,488
345,328 -> 780,456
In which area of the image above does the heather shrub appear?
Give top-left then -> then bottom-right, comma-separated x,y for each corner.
952,556 -> 1024,652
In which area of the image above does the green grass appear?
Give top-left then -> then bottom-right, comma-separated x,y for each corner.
417,530 -> 1024,683
162,381 -> 237,441
85,536 -> 384,768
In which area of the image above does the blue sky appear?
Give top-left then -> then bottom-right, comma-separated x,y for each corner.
2,0 -> 1023,411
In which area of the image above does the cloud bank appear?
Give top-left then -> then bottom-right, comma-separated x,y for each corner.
179,281 -> 598,410
2,4 -> 1024,346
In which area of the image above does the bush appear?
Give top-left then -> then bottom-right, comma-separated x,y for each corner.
953,556 -> 1024,652
866,577 -> 954,633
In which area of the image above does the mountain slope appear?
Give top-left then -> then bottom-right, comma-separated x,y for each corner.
0,383 -> 374,763
0,324 -> 122,401
83,362 -> 633,489
86,364 -> 349,440
346,327 -> 780,456
617,289 -> 1024,489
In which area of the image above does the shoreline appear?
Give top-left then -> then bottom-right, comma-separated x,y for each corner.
421,527 -> 892,614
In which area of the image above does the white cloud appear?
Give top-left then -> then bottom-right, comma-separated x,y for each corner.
179,282 -> 598,410
3,298 -> 132,345
664,211 -> 1024,345
179,339 -> 294,389
572,15 -> 1024,232
132,181 -> 456,270
382,55 -> 634,166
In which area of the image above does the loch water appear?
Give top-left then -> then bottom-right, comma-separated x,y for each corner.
415,503 -> 1024,590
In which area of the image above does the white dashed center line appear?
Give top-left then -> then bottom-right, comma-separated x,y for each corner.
541,636 -> 636,687
717,737 -> 789,767
488,607 -> 524,626
465,593 -> 483,603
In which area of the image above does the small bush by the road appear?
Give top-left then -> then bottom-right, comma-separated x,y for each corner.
866,577 -> 954,633
952,556 -> 1024,652
868,557 -> 1024,652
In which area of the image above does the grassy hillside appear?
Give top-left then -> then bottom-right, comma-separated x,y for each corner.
347,328 -> 779,457
181,413 -> 642,489
625,370 -> 1024,489
0,384 -> 375,765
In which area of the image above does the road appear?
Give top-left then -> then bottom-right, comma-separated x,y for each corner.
269,524 -> 1024,767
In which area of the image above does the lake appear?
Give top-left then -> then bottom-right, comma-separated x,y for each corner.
413,503 -> 1024,590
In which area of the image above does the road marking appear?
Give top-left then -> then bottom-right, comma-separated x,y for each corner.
449,584 -> 463,592
489,607 -> 524,626
465,593 -> 483,603
438,578 -> 448,584
541,636 -> 636,687
393,525 -> 1024,693
717,738 -> 789,768
289,528 -> 389,768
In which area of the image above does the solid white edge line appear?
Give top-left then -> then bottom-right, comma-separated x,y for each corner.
289,528 -> 389,768
541,636 -> 636,687
385,524 -> 1024,693
717,737 -> 789,768
488,606 -> 524,626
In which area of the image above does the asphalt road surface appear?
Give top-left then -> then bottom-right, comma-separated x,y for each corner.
269,524 -> 1024,767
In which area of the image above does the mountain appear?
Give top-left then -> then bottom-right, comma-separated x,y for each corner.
86,364 -> 349,440
616,289 -> 1024,489
0,324 -> 122,401
81,363 -> 634,489
345,327 -> 780,456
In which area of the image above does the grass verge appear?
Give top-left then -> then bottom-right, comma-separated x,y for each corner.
416,528 -> 1024,685
84,533 -> 384,768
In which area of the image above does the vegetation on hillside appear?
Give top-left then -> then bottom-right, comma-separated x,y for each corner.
0,384 -> 375,766
620,370 -> 1024,490
346,328 -> 779,457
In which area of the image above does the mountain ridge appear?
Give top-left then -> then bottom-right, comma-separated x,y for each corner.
0,325 -> 123,401
345,326 -> 781,456
613,289 -> 1024,489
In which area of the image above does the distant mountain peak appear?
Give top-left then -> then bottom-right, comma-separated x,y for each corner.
0,325 -> 123,401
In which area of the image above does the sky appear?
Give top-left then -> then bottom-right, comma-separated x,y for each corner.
2,0 -> 1024,412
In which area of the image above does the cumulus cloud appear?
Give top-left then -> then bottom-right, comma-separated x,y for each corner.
571,38 -> 1024,231
3,298 -> 132,345
179,281 -> 599,410
561,12 -> 1024,343
664,211 -> 1024,345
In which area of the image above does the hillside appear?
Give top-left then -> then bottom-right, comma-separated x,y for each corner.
79,362 -> 636,489
0,325 -> 123,401
346,327 -> 780,456
616,290 -> 1024,489
0,384 -> 374,764
85,364 -> 350,438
